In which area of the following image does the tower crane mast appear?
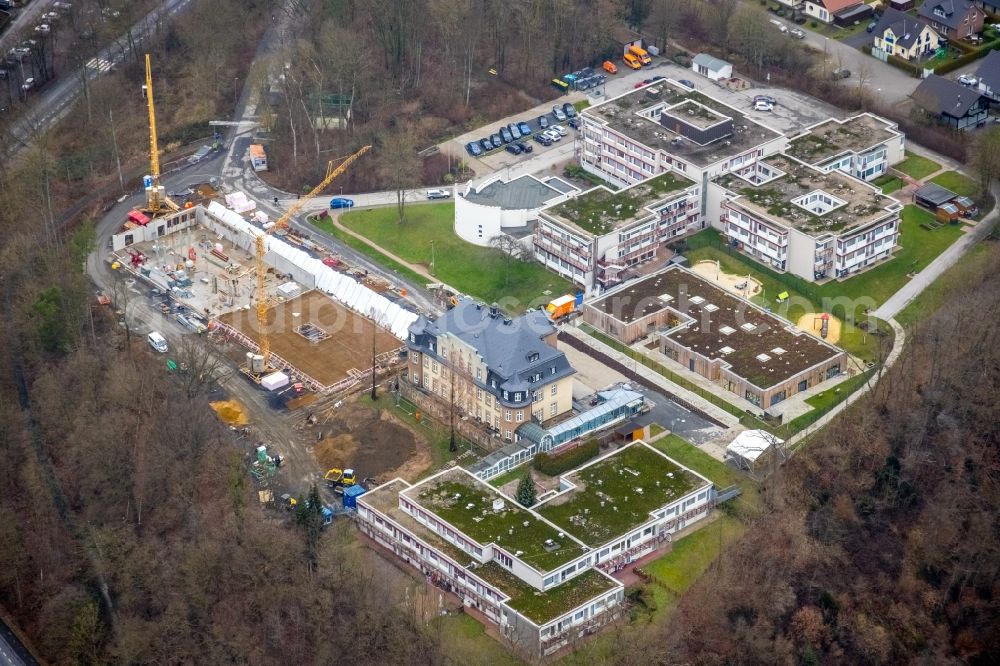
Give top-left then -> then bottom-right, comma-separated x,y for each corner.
248,145 -> 371,378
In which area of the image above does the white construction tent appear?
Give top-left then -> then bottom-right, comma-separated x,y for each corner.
726,429 -> 785,472
203,202 -> 418,340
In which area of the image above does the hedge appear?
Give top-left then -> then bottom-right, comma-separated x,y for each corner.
934,44 -> 1000,75
533,439 -> 601,476
885,53 -> 921,76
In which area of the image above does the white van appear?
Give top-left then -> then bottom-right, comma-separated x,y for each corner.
147,331 -> 168,353
769,18 -> 788,33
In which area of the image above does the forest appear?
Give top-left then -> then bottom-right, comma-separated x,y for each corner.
0,0 -> 998,663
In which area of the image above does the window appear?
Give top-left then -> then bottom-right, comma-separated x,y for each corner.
502,390 -> 509,401
514,392 -> 522,402
504,410 -> 512,421
550,384 -> 558,396
549,402 -> 558,416
533,391 -> 541,403
516,411 -> 524,422
504,429 -> 512,441
476,368 -> 482,380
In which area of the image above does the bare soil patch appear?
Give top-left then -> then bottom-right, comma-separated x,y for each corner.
217,290 -> 401,387
209,399 -> 249,425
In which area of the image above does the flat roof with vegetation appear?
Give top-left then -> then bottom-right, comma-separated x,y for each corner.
786,115 -> 898,167
716,154 -> 900,236
537,443 -> 707,547
504,568 -> 618,625
543,170 -> 695,236
405,469 -> 588,571
588,266 -> 844,388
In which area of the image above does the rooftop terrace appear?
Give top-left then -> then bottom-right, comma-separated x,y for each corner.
536,443 -> 707,547
583,81 -> 782,167
543,170 -> 695,236
405,469 -> 589,571
786,115 -> 899,167
588,267 -> 844,388
717,154 -> 900,236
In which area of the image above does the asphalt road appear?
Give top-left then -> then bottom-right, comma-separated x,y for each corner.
0,0 -> 49,54
3,0 -> 195,159
0,616 -> 34,666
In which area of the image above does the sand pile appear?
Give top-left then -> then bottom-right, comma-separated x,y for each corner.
209,400 -> 249,425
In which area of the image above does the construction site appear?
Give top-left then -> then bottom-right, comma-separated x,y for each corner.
98,54 -> 437,504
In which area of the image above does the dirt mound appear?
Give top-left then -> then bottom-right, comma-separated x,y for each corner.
313,434 -> 359,470
210,400 -> 249,425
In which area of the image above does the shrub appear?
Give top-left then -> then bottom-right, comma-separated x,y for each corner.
533,438 -> 601,476
515,473 -> 537,507
886,54 -> 921,76
809,20 -> 818,28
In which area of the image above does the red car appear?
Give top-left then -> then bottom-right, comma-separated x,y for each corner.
633,81 -> 646,89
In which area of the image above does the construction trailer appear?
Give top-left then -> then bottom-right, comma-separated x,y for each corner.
249,144 -> 268,172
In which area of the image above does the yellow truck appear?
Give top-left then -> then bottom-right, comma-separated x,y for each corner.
628,45 -> 652,65
545,294 -> 576,320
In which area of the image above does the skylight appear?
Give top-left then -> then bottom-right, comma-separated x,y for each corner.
756,353 -> 771,363
720,325 -> 736,336
792,189 -> 847,216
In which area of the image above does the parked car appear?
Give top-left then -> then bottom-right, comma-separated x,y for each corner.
568,117 -> 580,130
648,75 -> 666,83
633,81 -> 646,89
480,138 -> 493,152
499,126 -> 513,143
832,68 -> 851,79
678,79 -> 695,89
21,77 -> 34,92
507,123 -> 522,140
866,19 -> 878,32
35,24 -> 50,34
517,141 -> 533,154
543,129 -> 562,142
329,197 -> 354,209
563,103 -> 577,118
467,141 -> 483,157
517,121 -> 532,136
537,114 -> 549,129
534,133 -> 552,146
552,105 -> 567,121
426,189 -> 451,199
505,143 -> 522,155
602,60 -> 618,74
753,94 -> 776,105
958,73 -> 979,86
551,124 -> 569,137
789,27 -> 805,39
490,133 -> 503,149
753,100 -> 773,112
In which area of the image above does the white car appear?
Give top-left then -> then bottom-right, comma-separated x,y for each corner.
753,100 -> 773,112
543,129 -> 562,142
21,77 -> 34,92
551,124 -> 568,137
958,74 -> 978,86
35,24 -> 50,34
426,189 -> 451,200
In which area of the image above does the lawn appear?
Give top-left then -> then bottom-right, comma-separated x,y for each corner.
428,612 -> 523,666
643,515 -> 744,595
309,214 -> 428,288
931,171 -> 979,198
872,174 -> 904,194
896,242 -> 995,327
894,152 -> 941,180
488,466 -> 528,489
339,203 -> 573,312
650,434 -> 741,489
684,210 -> 965,356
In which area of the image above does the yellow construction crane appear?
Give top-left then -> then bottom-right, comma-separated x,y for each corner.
248,145 -> 371,379
140,54 -> 178,215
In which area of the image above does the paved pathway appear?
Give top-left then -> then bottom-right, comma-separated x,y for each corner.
786,318 -> 905,449
876,186 -> 999,320
326,213 -> 434,281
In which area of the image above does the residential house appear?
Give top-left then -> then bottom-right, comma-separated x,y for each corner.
714,153 -> 904,281
357,442 -> 715,657
691,53 -> 732,81
785,113 -> 906,182
872,8 -> 943,61
911,74 -> 990,129
889,0 -> 916,11
975,49 -> 1000,100
533,170 -> 702,292
804,0 -> 865,24
975,0 -> 1000,16
918,0 -> 985,40
406,301 -> 576,442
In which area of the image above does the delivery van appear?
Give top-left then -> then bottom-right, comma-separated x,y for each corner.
623,52 -> 641,70
628,45 -> 652,65
147,331 -> 168,353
